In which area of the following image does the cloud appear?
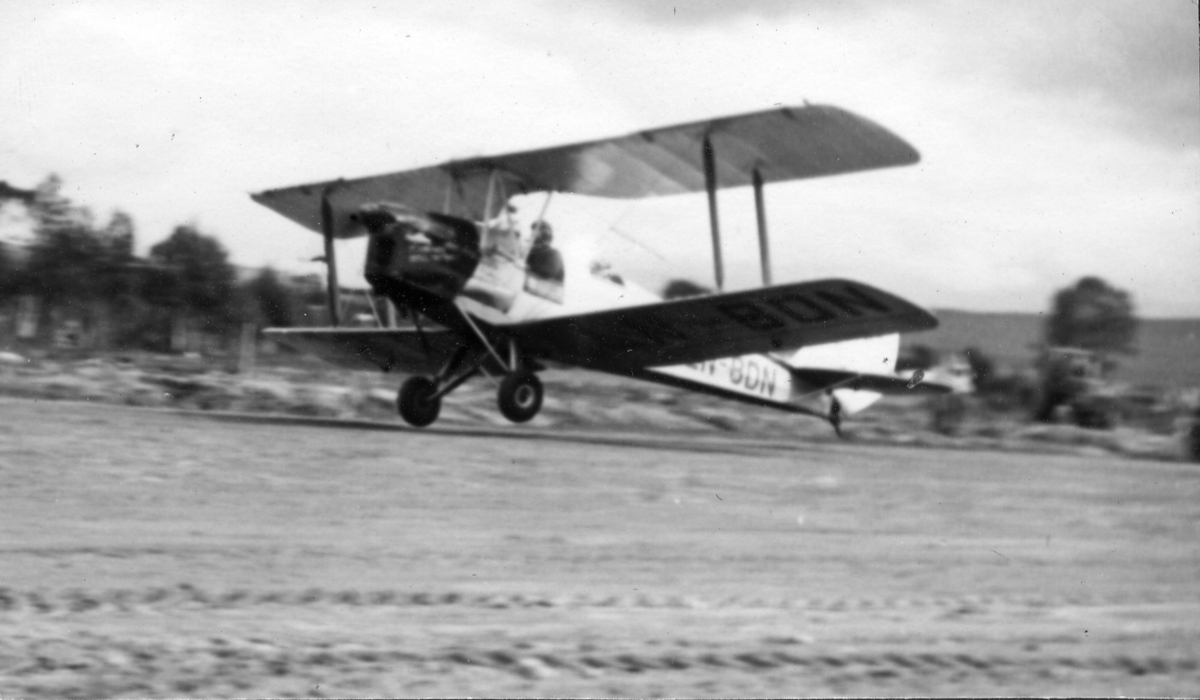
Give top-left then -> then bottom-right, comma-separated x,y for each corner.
579,0 -> 1198,150
887,1 -> 1198,151
1,0 -> 1195,315
582,0 -> 861,25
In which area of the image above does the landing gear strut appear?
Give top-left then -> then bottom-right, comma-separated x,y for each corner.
452,305 -> 545,424
393,315 -> 547,427
497,370 -> 543,423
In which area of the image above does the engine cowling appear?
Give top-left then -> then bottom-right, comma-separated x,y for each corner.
359,203 -> 481,306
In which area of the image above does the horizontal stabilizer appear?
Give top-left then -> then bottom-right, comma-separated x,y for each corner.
790,367 -> 952,396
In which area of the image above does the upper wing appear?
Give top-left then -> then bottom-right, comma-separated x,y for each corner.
263,327 -> 467,374
251,104 -> 918,237
789,368 -> 952,396
507,278 -> 937,371
489,103 -> 919,198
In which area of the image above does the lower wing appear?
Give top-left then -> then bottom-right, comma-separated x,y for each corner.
263,327 -> 467,374
508,278 -> 938,370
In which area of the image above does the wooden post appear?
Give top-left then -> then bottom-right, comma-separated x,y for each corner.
238,322 -> 257,375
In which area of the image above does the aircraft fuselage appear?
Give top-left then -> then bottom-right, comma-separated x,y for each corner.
355,203 -> 895,422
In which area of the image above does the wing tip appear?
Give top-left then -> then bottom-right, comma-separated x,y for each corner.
913,309 -> 940,332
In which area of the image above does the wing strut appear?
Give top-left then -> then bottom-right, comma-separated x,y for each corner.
752,167 -> 773,286
320,186 -> 341,327
702,135 -> 725,292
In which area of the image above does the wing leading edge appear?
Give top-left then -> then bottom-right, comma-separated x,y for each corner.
251,104 -> 918,237
506,278 -> 938,371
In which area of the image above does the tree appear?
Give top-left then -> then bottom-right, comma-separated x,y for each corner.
0,181 -> 36,204
963,346 -> 995,392
896,344 -> 938,372
245,267 -> 296,327
21,222 -> 107,306
29,174 -> 90,236
1045,276 -> 1138,357
19,175 -> 137,307
0,179 -> 36,301
1189,406 -> 1200,463
662,278 -> 712,299
13,175 -> 149,348
91,210 -> 139,304
0,243 -> 15,301
148,225 -> 237,330
102,210 -> 135,259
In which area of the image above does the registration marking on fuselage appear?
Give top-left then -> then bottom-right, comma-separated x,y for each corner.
648,354 -> 792,403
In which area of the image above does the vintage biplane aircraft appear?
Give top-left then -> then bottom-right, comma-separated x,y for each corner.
251,104 -> 947,433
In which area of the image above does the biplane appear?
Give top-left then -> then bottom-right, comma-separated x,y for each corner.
251,104 -> 947,433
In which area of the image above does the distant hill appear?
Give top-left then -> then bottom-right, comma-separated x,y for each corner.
901,310 -> 1200,388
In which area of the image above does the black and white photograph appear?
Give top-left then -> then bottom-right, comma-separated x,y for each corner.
1,0 -> 1198,696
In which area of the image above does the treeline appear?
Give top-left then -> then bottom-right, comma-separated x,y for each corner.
1,175 -> 316,352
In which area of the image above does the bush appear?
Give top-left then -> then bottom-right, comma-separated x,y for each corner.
897,344 -> 938,372
963,346 -> 995,392
929,394 -> 967,435
1046,276 -> 1138,358
980,373 -> 1041,412
1189,407 -> 1200,462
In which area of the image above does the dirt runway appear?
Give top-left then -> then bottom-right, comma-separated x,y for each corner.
1,397 -> 1198,697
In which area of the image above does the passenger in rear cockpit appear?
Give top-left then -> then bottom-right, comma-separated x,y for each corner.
526,220 -> 564,283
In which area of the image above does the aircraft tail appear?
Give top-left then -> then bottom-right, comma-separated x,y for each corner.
779,333 -> 953,421
781,333 -> 899,414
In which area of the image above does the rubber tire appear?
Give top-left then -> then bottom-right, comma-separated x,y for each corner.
397,376 -> 441,427
497,371 -> 543,423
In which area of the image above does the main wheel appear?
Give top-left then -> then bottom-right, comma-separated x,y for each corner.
497,371 -> 543,423
397,376 -> 441,427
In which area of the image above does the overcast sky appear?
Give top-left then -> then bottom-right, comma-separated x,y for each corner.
2,0 -> 1197,316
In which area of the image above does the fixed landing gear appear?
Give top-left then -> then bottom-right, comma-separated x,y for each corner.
397,376 -> 441,427
393,347 -> 545,428
395,369 -> 545,427
497,370 -> 543,423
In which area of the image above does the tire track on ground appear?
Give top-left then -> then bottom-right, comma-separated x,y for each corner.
2,635 -> 1195,685
0,586 -> 1159,616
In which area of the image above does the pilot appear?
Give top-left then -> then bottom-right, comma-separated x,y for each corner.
531,220 -> 553,248
526,220 -> 564,282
